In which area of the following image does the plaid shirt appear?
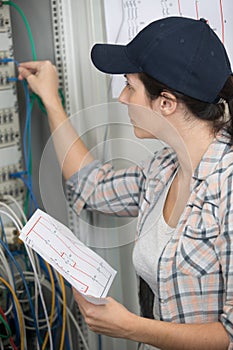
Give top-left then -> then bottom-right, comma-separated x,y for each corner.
67,131 -> 233,348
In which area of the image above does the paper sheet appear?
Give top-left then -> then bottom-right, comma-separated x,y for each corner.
19,209 -> 117,304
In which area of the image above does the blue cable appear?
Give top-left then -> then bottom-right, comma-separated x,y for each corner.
0,58 -> 19,65
0,58 -> 31,172
98,334 -> 102,350
0,238 -> 42,348
0,215 -> 20,346
22,79 -> 31,172
0,57 -> 71,349
10,171 -> 38,210
0,216 -> 8,244
0,57 -> 39,214
7,77 -> 18,82
0,275 -> 20,347
22,79 -> 39,215
0,217 -> 16,291
38,257 -> 71,350
8,73 -> 39,213
12,297 -> 21,347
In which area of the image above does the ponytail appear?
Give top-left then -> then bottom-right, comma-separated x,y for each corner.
218,75 -> 233,143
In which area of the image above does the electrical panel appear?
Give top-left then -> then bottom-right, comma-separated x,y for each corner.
0,4 -> 24,204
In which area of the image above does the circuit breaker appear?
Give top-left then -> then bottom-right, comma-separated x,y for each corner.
0,4 -> 24,205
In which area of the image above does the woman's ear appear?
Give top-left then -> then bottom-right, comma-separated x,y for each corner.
154,92 -> 177,116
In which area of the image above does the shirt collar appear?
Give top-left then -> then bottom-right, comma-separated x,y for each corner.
147,145 -> 178,184
193,130 -> 231,181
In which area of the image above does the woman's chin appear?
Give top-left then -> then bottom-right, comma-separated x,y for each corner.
133,126 -> 157,139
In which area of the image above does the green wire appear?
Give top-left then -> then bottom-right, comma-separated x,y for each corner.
3,0 -> 37,215
3,0 -> 66,114
3,0 -> 66,115
2,1 -> 37,60
0,314 -> 12,339
3,0 -> 65,215
33,88 -> 65,115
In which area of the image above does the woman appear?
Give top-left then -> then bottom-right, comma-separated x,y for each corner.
19,17 -> 233,349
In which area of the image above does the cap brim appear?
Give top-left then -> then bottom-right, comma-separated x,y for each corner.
91,44 -> 140,74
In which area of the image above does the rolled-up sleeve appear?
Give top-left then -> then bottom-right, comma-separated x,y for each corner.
66,160 -> 145,217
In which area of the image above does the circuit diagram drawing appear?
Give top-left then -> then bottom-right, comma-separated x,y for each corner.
20,209 -> 117,300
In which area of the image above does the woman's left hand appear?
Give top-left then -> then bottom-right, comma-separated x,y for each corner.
73,288 -> 138,338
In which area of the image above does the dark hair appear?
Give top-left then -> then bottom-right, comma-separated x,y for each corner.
139,72 -> 233,144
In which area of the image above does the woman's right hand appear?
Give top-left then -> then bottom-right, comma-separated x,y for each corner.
18,60 -> 60,106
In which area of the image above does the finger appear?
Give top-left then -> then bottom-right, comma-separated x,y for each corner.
18,66 -> 33,80
72,288 -> 82,300
19,61 -> 46,69
72,291 -> 89,316
73,290 -> 95,311
72,289 -> 86,302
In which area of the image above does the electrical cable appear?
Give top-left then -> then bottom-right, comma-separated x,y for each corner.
0,210 -> 22,232
1,1 -> 65,114
0,215 -> 41,348
0,215 -> 7,243
2,1 -> 36,60
50,270 -> 65,348
0,244 -> 14,286
41,279 -> 90,350
41,262 -> 56,350
0,313 -> 12,339
10,172 -> 38,213
0,9 -> 64,217
0,244 -> 34,349
0,309 -> 18,350
22,79 -> 31,174
0,14 -> 64,216
2,6 -> 39,346
0,307 -> 17,350
38,266 -> 70,349
21,79 -> 39,213
25,245 -> 53,350
13,249 -> 67,350
1,1 -> 38,215
0,58 -> 19,65
0,30 -> 35,216
12,271 -> 87,350
0,296 -> 13,318
58,274 -> 66,350
1,279 -> 20,346
40,261 -> 67,347
0,201 -> 23,229
0,58 -> 38,216
0,4 -> 85,349
14,271 -> 70,348
3,194 -> 27,224
0,277 -> 24,350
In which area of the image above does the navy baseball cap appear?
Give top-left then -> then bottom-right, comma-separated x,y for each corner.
91,16 -> 232,103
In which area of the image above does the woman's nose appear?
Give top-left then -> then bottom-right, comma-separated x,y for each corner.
118,86 -> 129,104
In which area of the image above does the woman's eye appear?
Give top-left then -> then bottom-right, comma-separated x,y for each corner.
125,81 -> 132,89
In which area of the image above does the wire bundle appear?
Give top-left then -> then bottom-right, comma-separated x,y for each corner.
0,198 -> 89,349
0,2 -> 88,349
1,0 -> 65,217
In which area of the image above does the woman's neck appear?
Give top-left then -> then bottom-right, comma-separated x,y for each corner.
167,119 -> 215,178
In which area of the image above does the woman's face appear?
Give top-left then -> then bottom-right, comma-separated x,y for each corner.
118,74 -> 160,138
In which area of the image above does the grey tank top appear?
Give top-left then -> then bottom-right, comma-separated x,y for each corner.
133,173 -> 176,314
